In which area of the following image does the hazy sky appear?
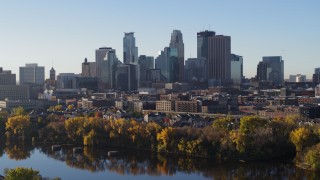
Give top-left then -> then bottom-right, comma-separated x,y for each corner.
0,0 -> 319,80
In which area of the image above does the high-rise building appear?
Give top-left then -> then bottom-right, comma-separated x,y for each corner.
289,74 -> 306,82
123,32 -> 138,64
139,55 -> 154,81
207,35 -> 231,86
19,63 -> 45,85
0,67 -> 16,85
184,58 -> 207,83
197,30 -> 215,59
56,73 -> 80,89
313,67 -> 320,84
95,47 -> 121,90
230,54 -> 243,86
169,30 -> 184,82
115,64 -> 139,91
95,47 -> 113,81
82,58 -> 96,78
155,47 -> 178,83
146,69 -> 161,83
256,56 -> 284,86
50,67 -> 56,81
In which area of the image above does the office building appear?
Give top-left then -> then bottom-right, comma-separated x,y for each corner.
184,57 -> 207,83
0,85 -> 30,100
57,73 -> 80,89
155,47 -> 178,83
207,35 -> 231,86
123,32 -> 138,64
197,30 -> 215,59
139,55 -> 154,81
146,69 -> 161,83
289,74 -> 306,82
95,47 -> 113,81
256,56 -> 284,86
313,67 -> 320,84
169,30 -> 184,82
115,64 -> 139,91
95,47 -> 121,90
230,54 -> 243,86
19,63 -> 45,84
50,67 -> 56,81
0,67 -> 16,85
82,58 -> 96,78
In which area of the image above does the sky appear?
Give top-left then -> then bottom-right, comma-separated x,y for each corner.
0,0 -> 319,80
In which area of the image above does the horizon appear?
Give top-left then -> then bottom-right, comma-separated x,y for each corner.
0,0 -> 319,80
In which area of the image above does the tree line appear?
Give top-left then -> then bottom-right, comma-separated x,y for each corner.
0,107 -> 319,172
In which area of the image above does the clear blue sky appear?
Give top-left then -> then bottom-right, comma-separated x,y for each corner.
0,0 -> 319,80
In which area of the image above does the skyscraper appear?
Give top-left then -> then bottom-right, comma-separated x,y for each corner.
256,56 -> 284,86
155,47 -> 178,83
138,55 -> 154,81
169,30 -> 184,82
95,47 -> 121,90
230,54 -> 243,86
50,67 -> 56,81
207,35 -> 231,86
123,32 -> 138,64
116,64 -> 139,91
312,67 -> 320,84
95,47 -> 113,80
19,63 -> 45,84
184,58 -> 207,83
197,30 -> 215,59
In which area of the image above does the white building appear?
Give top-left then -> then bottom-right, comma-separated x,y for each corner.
19,63 -> 45,84
289,74 -> 306,82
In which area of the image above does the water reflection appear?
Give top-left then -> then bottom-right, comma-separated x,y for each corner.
1,141 -> 319,179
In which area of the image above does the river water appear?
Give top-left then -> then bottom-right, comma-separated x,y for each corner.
0,144 -> 318,180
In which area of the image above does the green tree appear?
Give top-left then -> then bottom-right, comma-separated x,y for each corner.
4,167 -> 40,180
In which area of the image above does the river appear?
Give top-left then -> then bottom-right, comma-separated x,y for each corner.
0,143 -> 318,179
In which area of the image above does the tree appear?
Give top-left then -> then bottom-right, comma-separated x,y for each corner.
5,115 -> 31,138
65,117 -> 86,143
304,143 -> 320,171
290,127 -> 317,151
67,104 -> 74,111
4,167 -> 40,180
157,127 -> 176,153
10,106 -> 26,116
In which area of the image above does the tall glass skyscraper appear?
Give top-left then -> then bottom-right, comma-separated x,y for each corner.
169,30 -> 184,82
123,32 -> 138,64
197,30 -> 215,59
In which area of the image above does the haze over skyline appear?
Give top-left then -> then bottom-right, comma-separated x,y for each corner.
0,0 -> 319,80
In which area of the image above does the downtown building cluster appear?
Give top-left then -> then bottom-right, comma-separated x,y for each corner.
1,29 -> 320,122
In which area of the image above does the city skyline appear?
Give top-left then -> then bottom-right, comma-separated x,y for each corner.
0,0 -> 319,80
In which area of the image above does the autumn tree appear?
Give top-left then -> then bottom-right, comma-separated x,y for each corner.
10,106 -> 26,116
157,127 -> 177,153
290,127 -> 318,151
5,115 -> 31,138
